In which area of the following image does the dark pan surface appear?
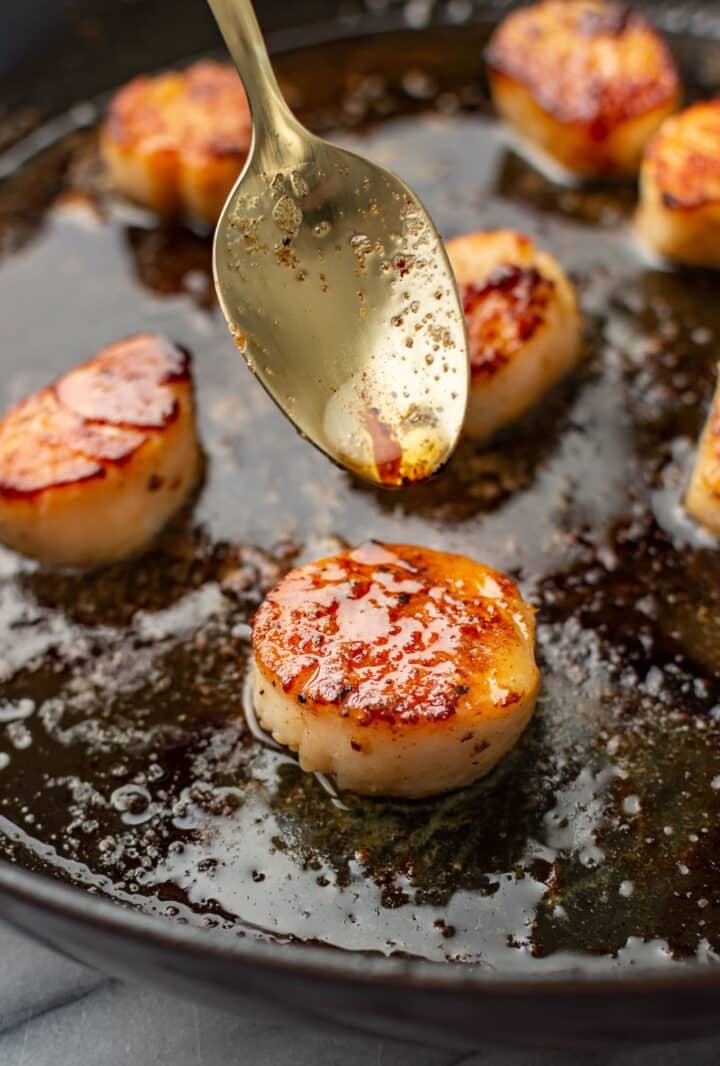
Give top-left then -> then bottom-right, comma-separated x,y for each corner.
2,7 -> 720,1009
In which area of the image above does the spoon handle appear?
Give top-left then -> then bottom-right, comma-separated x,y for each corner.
206,0 -> 295,141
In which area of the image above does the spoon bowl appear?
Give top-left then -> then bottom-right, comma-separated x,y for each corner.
209,0 -> 469,486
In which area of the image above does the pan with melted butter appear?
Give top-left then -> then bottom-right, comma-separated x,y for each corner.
1,23 -> 720,971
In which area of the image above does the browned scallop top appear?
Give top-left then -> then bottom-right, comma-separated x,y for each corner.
252,542 -> 533,727
0,334 -> 191,498
645,101 -> 720,210
461,264 -> 555,379
487,0 -> 679,131
104,60 -> 251,164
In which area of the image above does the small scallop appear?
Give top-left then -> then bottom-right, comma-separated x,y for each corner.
686,368 -> 720,534
0,334 -> 200,568
636,100 -> 720,267
101,61 -> 252,223
252,541 -> 540,798
446,230 -> 582,441
486,0 -> 680,180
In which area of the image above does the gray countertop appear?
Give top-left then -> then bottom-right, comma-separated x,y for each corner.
2,920 -> 720,1066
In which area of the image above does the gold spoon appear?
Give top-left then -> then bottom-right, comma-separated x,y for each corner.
207,0 -> 469,486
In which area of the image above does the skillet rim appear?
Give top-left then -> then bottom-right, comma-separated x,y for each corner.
2,858 -> 720,994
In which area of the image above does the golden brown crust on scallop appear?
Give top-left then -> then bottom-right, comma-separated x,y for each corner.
445,229 -> 582,441
0,392 -> 143,499
104,61 -> 250,161
56,333 -> 190,429
461,263 -> 555,379
487,1 -> 678,131
0,334 -> 190,500
636,101 -> 720,266
252,541 -> 532,728
101,61 -> 251,221
486,0 -> 679,177
446,230 -> 568,379
0,335 -> 200,567
643,101 -> 720,212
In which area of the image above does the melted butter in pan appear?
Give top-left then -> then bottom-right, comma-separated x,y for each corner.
0,25 -> 720,970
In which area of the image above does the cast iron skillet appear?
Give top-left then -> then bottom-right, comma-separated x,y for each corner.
2,0 -> 720,1049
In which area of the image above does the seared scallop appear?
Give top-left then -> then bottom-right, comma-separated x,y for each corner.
686,368 -> 720,534
101,60 -> 252,223
0,334 -> 200,567
636,100 -> 720,267
486,0 -> 680,180
252,541 -> 540,798
446,230 -> 581,441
